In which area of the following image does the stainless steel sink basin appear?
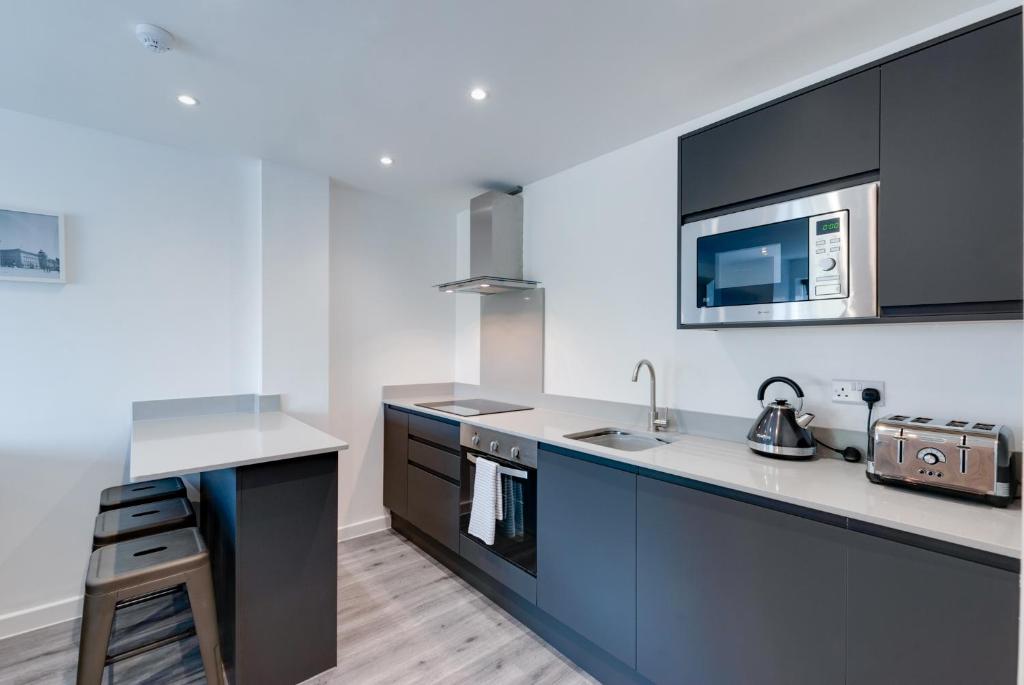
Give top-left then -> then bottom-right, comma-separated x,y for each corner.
563,428 -> 673,452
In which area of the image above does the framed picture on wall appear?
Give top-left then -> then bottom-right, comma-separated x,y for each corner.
0,207 -> 66,283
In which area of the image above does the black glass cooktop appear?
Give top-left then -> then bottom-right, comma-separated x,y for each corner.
415,399 -> 533,417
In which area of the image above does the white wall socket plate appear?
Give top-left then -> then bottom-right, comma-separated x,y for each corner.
831,379 -> 885,406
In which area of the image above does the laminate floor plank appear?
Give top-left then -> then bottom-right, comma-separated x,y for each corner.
0,529 -> 595,685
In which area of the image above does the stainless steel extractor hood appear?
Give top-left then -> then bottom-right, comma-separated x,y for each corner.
436,190 -> 539,294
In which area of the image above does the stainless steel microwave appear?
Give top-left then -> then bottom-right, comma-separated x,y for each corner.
679,182 -> 878,326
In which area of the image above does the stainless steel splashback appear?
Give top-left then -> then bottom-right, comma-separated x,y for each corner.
480,289 -> 545,393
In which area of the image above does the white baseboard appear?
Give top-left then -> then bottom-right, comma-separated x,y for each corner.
338,514 -> 390,542
0,595 -> 81,641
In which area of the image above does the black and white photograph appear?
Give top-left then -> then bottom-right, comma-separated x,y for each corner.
0,207 -> 65,283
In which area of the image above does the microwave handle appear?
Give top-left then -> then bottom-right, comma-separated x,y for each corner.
466,453 -> 529,480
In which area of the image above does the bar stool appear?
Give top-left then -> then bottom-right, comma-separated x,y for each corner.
93,497 -> 196,550
99,476 -> 187,512
76,527 -> 224,685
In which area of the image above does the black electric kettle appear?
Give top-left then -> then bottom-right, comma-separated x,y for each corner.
746,376 -> 816,460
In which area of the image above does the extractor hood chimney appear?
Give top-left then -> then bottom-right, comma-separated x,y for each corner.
436,189 -> 539,294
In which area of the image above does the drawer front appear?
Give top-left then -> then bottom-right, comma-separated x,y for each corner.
408,439 -> 460,482
406,464 -> 460,552
408,413 -> 460,452
460,534 -> 536,604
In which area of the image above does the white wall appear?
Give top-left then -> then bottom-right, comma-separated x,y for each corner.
519,7 -> 1024,437
0,109 -> 258,637
259,162 -> 331,430
329,182 -> 456,537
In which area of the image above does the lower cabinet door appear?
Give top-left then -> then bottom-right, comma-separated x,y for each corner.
536,449 -> 636,668
846,531 -> 1019,685
636,475 -> 847,685
383,407 -> 408,516
406,463 -> 459,552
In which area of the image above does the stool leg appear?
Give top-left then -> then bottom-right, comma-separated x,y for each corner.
185,566 -> 224,685
76,592 -> 115,685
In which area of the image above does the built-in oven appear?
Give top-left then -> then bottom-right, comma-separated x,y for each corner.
459,425 -> 537,577
679,181 -> 878,326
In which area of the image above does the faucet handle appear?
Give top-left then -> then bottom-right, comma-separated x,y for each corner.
652,411 -> 669,431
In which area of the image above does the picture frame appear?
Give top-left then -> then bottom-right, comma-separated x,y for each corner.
0,206 -> 66,283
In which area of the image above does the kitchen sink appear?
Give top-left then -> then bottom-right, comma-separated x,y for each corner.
563,428 -> 673,452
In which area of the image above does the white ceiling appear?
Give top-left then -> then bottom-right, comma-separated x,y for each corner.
0,0 -> 1000,208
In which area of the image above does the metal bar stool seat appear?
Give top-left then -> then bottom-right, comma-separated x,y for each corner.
76,527 -> 224,685
93,497 -> 196,550
99,477 -> 186,512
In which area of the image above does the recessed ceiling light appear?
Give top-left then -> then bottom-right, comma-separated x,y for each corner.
445,289 -> 454,293
379,156 -> 394,166
479,283 -> 490,288
176,94 -> 198,106
470,87 -> 488,101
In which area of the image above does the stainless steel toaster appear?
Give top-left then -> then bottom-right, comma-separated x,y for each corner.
868,414 -> 1017,507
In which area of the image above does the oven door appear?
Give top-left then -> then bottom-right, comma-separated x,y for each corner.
679,181 -> 878,326
460,451 -> 537,576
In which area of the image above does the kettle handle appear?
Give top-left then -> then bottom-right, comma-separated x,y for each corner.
756,376 -> 805,412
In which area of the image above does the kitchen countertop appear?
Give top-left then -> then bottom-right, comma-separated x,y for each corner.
131,411 -> 348,480
386,396 -> 1021,559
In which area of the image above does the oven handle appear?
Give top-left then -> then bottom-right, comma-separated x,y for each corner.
466,453 -> 530,480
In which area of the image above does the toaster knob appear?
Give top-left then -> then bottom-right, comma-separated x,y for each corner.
922,452 -> 939,466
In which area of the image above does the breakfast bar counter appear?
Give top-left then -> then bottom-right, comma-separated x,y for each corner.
130,395 -> 347,685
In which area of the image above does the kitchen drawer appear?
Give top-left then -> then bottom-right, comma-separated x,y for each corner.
408,413 -> 460,452
406,463 -> 459,552
408,438 -> 461,482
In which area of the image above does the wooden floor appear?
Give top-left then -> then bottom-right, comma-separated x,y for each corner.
0,530 -> 596,684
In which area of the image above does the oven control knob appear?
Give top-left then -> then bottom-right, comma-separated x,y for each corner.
489,440 -> 499,453
510,446 -> 521,460
471,434 -> 480,447
819,257 -> 837,271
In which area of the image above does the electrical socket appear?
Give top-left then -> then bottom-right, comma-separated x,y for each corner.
831,379 -> 885,406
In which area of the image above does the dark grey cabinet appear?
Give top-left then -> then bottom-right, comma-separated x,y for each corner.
406,463 -> 460,552
679,68 -> 880,216
879,17 -> 1022,315
847,531 -> 1019,685
537,449 -> 637,667
383,407 -> 408,516
636,476 -> 847,685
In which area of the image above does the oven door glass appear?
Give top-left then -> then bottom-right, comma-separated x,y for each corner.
460,454 -> 537,576
696,217 -> 809,308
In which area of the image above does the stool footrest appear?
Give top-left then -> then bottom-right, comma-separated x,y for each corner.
105,626 -> 197,665
114,585 -> 184,610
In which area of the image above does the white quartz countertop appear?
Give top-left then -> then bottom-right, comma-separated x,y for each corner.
131,411 -> 348,480
386,396 -> 1021,559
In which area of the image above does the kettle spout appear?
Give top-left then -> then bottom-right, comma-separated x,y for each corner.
796,412 -> 815,428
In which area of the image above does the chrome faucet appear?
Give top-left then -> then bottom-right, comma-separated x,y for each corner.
631,359 -> 668,432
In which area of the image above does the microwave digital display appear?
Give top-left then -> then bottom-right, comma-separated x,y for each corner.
816,218 -> 841,235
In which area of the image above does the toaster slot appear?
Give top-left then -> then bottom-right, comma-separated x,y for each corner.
958,435 -> 970,474
945,420 -> 968,428
897,430 -> 905,464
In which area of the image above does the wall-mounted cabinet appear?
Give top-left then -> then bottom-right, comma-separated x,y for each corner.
878,16 -> 1022,317
677,10 -> 1023,323
678,69 -> 879,217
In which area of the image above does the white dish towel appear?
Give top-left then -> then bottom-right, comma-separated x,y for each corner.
467,457 -> 503,546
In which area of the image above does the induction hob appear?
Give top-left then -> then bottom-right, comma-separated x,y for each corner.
415,399 -> 533,417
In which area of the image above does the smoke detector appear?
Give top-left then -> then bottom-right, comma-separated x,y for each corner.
135,24 -> 175,53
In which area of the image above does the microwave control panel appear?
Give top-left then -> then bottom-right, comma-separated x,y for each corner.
807,210 -> 848,300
